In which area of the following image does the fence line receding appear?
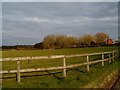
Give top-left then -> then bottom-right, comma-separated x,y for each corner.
0,50 -> 118,83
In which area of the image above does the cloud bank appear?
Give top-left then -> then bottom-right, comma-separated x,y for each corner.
2,2 -> 118,45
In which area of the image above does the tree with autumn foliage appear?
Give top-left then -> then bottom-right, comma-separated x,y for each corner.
41,32 -> 110,49
94,32 -> 109,45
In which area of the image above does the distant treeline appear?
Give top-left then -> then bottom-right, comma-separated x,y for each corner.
1,32 -> 120,50
35,32 -> 120,49
1,45 -> 34,50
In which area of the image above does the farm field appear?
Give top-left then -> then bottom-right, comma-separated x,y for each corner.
1,46 -> 118,58
1,46 -> 119,88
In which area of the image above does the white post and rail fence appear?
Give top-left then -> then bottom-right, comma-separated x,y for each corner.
0,50 -> 118,83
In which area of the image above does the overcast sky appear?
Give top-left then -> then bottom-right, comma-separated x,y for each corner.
2,2 -> 118,45
1,0 -> 120,2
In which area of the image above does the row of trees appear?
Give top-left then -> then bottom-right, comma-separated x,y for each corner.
2,45 -> 34,50
2,32 -> 119,50
36,32 -> 110,49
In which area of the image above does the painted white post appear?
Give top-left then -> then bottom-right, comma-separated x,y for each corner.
17,60 -> 21,83
63,57 -> 66,78
102,54 -> 104,66
87,55 -> 90,71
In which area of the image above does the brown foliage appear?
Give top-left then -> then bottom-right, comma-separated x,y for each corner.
94,32 -> 109,44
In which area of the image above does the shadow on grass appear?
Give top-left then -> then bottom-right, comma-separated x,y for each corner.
2,70 -> 63,80
3,59 -> 113,80
2,67 -> 87,80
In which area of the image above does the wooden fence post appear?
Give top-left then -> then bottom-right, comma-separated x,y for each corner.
28,59 -> 30,64
17,60 -> 21,83
87,55 -> 90,71
112,52 -> 114,61
102,54 -> 104,66
63,57 -> 66,78
28,59 -> 30,68
109,53 -> 111,63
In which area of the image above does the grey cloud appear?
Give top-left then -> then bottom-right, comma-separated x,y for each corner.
2,2 -> 118,45
3,2 -> 117,18
2,0 -> 120,2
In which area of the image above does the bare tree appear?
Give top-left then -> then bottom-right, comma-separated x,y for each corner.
42,35 -> 56,49
94,32 -> 109,45
79,34 -> 93,46
42,32 -> 110,49
55,35 -> 68,48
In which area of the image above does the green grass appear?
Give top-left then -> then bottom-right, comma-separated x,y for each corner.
2,59 -> 119,88
1,46 -> 118,58
1,46 -> 119,88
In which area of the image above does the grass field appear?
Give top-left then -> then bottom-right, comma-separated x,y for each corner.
1,46 -> 118,58
1,46 -> 119,88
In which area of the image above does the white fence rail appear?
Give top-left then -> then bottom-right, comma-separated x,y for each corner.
0,50 -> 118,83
